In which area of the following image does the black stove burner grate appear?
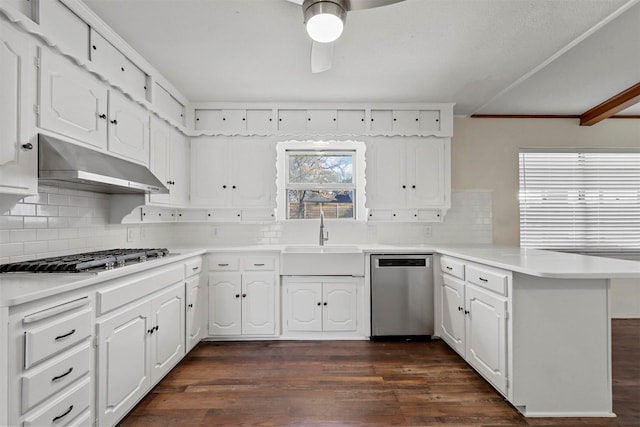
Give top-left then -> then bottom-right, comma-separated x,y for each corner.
0,248 -> 170,273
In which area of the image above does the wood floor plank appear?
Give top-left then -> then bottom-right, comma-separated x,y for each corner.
119,320 -> 639,426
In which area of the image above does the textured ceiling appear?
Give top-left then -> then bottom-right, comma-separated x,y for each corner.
83,0 -> 640,116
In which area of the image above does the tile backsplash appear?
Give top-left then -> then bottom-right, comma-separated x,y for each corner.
1,187 -> 492,262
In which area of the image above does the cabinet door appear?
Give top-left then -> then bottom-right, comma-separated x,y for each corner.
190,138 -> 230,206
169,129 -> 190,206
440,275 -> 465,356
286,282 -> 322,332
208,272 -> 241,335
336,109 -> 365,134
96,299 -> 151,427
39,49 -> 108,149
246,109 -> 273,134
231,141 -> 276,208
407,138 -> 447,206
307,109 -> 337,132
0,21 -> 37,195
242,272 -> 275,335
108,90 -> 149,165
221,109 -> 246,133
365,140 -> 406,208
148,116 -> 171,205
150,283 -> 185,384
277,109 -> 307,132
392,110 -> 420,134
370,110 -> 393,134
465,285 -> 508,394
186,275 -> 206,351
323,282 -> 358,332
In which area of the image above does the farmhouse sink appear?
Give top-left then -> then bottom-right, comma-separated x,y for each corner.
281,245 -> 365,276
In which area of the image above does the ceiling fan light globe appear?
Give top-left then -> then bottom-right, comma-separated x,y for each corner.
306,13 -> 344,43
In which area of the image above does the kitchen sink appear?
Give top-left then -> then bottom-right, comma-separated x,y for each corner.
280,245 -> 364,276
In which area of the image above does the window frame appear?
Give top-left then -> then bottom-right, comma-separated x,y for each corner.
276,140 -> 367,222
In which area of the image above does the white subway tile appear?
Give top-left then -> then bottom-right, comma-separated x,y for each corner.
22,193 -> 47,204
0,230 -> 10,243
68,195 -> 90,207
48,217 -> 69,228
24,240 -> 48,254
36,205 -> 59,217
10,204 -> 36,216
0,242 -> 23,257
23,217 -> 48,229
36,229 -> 59,241
59,206 -> 79,217
58,228 -> 78,239
10,229 -> 37,242
48,193 -> 70,206
0,216 -> 23,229
48,239 -> 69,252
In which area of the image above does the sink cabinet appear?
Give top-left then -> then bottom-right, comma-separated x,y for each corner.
282,276 -> 364,338
208,254 -> 279,338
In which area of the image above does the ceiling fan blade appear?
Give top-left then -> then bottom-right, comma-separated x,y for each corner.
347,0 -> 405,11
311,41 -> 334,73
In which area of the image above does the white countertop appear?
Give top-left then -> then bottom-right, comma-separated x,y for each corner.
1,245 -> 638,308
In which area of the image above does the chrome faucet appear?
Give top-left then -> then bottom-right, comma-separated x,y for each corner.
319,211 -> 329,246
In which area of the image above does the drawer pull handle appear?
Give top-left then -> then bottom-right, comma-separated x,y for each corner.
54,329 -> 76,341
218,263 -> 229,267
192,266 -> 199,271
52,405 -> 73,422
51,367 -> 73,382
446,266 -> 453,270
479,277 -> 488,282
253,263 -> 265,266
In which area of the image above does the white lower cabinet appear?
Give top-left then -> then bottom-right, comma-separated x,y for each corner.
185,258 -> 207,352
208,253 -> 278,337
283,277 -> 364,338
439,257 -> 509,395
96,271 -> 186,426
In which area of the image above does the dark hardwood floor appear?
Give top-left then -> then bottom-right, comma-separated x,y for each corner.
119,319 -> 639,426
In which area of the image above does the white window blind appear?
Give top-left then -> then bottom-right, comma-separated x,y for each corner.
519,149 -> 640,252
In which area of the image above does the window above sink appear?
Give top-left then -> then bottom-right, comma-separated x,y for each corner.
276,140 -> 367,222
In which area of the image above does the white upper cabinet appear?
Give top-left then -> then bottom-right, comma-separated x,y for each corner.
370,109 -> 444,135
154,82 -> 185,125
191,137 -> 275,210
366,136 -> 450,220
36,0 -> 89,60
149,118 -> 190,206
0,20 -> 37,195
90,28 -> 148,100
39,48 -> 108,150
195,109 -> 273,134
108,90 -> 150,165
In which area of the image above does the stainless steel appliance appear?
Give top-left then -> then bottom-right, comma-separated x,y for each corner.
370,254 -> 434,339
0,248 -> 170,273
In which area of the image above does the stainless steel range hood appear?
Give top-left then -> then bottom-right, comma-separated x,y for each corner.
38,134 -> 169,194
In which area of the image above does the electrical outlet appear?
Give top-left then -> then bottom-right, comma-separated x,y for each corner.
127,227 -> 140,242
423,225 -> 432,238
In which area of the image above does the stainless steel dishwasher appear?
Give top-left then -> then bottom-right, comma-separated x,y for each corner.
370,254 -> 434,339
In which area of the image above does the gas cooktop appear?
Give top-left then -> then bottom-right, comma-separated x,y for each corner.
0,248 -> 170,273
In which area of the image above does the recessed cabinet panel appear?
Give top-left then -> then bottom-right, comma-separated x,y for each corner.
278,109 -> 307,132
190,138 -> 228,206
122,57 -> 148,100
307,109 -> 337,132
39,49 -> 108,150
287,282 -> 322,332
336,109 -> 365,133
154,83 -> 185,125
392,110 -> 420,133
409,139 -> 446,206
323,282 -> 357,332
231,141 -> 276,208
148,117 -> 171,205
221,109 -> 246,132
440,275 -> 465,356
194,109 -> 221,130
108,91 -> 149,165
365,140 -> 405,208
370,110 -> 393,133
37,0 -> 89,60
246,109 -> 273,133
419,110 -> 441,132
0,20 -> 37,194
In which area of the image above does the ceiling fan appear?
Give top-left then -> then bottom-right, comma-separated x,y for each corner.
286,0 -> 406,73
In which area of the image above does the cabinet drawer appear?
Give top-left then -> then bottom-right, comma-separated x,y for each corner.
466,265 -> 508,295
22,377 -> 91,427
21,342 -> 91,414
185,257 -> 203,277
243,256 -> 275,271
209,255 -> 240,271
24,308 -> 92,369
440,257 -> 465,280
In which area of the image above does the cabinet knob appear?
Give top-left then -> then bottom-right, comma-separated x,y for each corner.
21,143 -> 33,150
323,302 -> 328,306
412,185 -> 416,189
402,185 -> 406,189
110,119 -> 118,125
99,114 -> 107,119
242,293 -> 247,298
188,303 -> 193,308
232,185 -> 236,189
235,294 -> 240,298
222,185 -> 227,189
317,302 -> 321,306
464,310 -> 470,315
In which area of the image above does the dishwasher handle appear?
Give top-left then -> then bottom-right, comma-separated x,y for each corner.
377,258 -> 427,267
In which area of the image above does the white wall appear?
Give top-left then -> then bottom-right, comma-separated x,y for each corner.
451,117 -> 640,318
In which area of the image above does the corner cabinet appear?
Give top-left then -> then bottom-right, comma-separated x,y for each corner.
366,136 -> 450,221
208,253 -> 279,338
0,19 -> 38,196
282,276 -> 365,339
